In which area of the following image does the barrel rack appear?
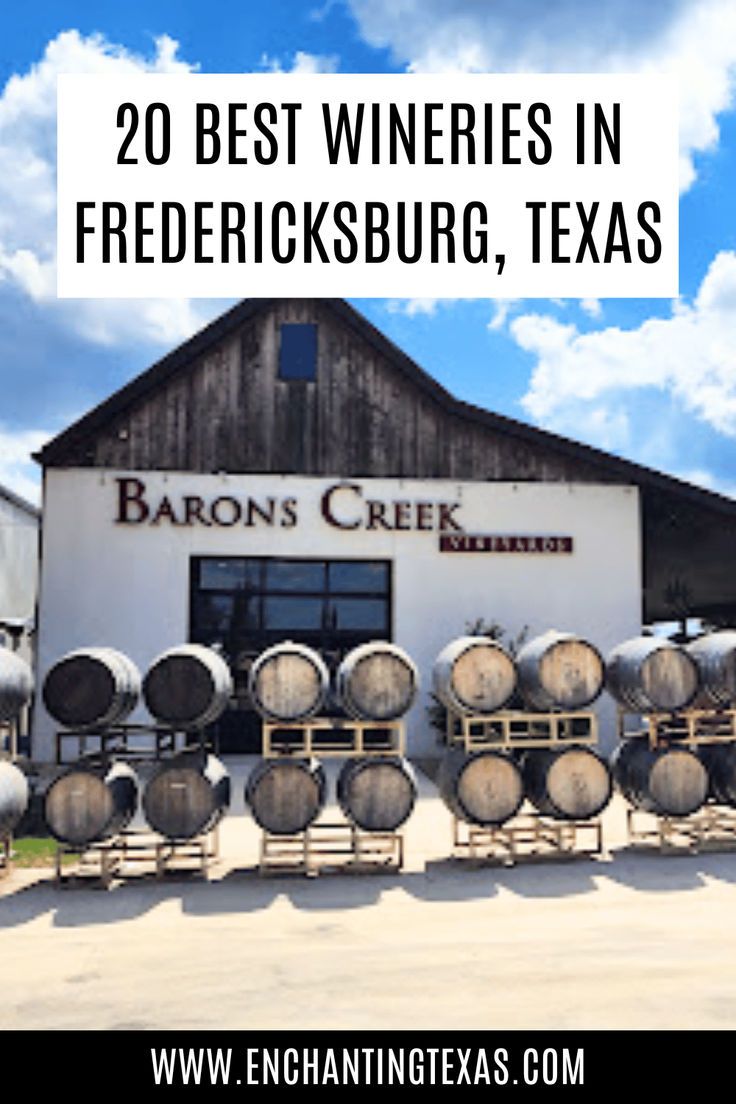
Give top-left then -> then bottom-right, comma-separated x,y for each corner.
54,827 -> 220,887
625,804 -> 736,854
256,719 -> 407,875
259,822 -> 403,877
451,813 -> 604,866
446,709 -> 598,750
261,717 -> 405,758
54,722 -> 206,765
616,706 -> 736,853
52,725 -> 220,887
616,706 -> 736,748
444,707 -> 605,864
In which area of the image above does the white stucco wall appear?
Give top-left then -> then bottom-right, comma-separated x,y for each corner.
34,469 -> 641,761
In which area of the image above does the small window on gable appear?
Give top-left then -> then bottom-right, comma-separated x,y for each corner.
278,323 -> 318,381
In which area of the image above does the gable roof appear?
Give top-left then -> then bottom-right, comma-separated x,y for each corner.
34,297 -> 736,518
0,481 -> 40,520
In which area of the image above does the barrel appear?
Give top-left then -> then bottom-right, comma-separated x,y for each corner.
432,636 -> 516,715
142,753 -> 230,839
606,637 -> 700,713
520,746 -> 613,820
516,630 -> 604,711
44,760 -> 138,846
0,649 -> 33,724
143,644 -> 232,728
0,761 -> 29,838
246,758 -> 326,835
336,642 -> 418,721
699,743 -> 736,807
437,747 -> 524,826
43,647 -> 140,729
687,631 -> 736,708
337,756 -> 417,831
612,737 -> 708,815
248,642 -> 328,722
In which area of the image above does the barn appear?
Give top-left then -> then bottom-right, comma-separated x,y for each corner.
31,297 -> 736,759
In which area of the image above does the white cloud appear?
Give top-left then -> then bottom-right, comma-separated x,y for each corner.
512,250 -> 736,448
0,426 -> 51,504
385,297 -> 444,316
0,30 -> 215,350
260,50 -> 339,73
348,0 -> 736,190
580,297 -> 603,319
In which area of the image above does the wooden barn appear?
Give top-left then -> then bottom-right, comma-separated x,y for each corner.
31,297 -> 736,758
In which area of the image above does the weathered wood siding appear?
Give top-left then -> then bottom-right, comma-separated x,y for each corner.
67,300 -> 606,482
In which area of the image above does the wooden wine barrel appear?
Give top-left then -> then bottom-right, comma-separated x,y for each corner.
143,644 -> 232,728
516,630 -> 604,711
687,632 -> 736,708
432,636 -> 516,715
699,743 -> 736,807
606,637 -> 699,713
612,737 -> 708,815
0,649 -> 33,724
520,746 -> 613,820
337,756 -> 417,831
0,761 -> 29,838
143,753 -> 230,839
437,747 -> 524,826
43,647 -> 140,729
248,642 -> 329,721
245,758 -> 326,835
44,760 -> 138,846
336,642 -> 418,721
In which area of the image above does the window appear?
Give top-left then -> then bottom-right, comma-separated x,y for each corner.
278,323 -> 318,381
190,556 -> 392,751
190,556 -> 391,660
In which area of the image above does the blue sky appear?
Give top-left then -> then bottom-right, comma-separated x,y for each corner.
1,0 -> 735,503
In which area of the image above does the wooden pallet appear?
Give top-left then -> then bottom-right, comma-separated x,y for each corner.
451,812 -> 604,866
446,709 -> 597,751
54,827 -> 219,887
55,725 -> 208,765
258,821 -> 403,876
617,707 -> 736,748
261,718 -> 405,759
625,804 -> 736,853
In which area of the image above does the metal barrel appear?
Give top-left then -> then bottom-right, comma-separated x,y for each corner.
0,761 -> 29,838
0,649 -> 33,724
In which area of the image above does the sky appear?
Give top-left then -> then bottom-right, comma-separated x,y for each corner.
1,0 -> 735,505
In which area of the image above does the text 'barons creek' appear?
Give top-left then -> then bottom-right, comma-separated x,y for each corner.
113,478 -> 464,532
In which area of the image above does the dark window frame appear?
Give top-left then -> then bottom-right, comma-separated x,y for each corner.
278,322 -> 318,382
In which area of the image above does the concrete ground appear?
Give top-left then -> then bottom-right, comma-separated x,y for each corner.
2,756 -> 736,1031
